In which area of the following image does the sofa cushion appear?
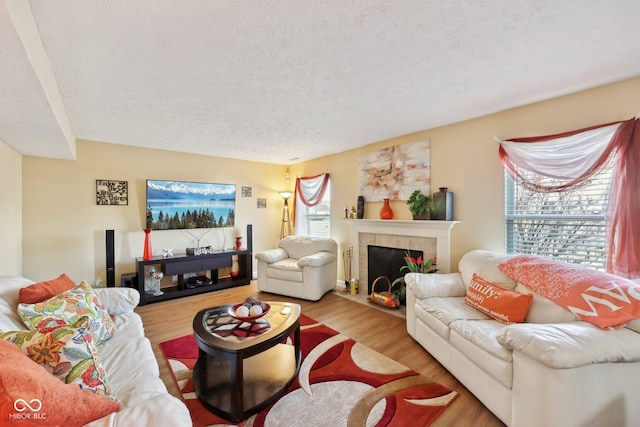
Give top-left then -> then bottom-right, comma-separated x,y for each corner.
515,283 -> 577,324
17,281 -> 117,344
0,340 -> 121,426
266,259 -> 303,282
18,273 -> 76,304
0,275 -> 35,332
449,319 -> 513,388
93,287 -> 140,315
416,297 -> 490,340
497,321 -> 640,368
464,274 -> 532,324
458,250 -> 517,290
278,235 -> 337,259
405,272 -> 466,299
0,318 -> 113,397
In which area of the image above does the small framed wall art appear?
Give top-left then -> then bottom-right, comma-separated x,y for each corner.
96,179 -> 128,206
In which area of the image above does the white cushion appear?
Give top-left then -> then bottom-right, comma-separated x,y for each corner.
93,287 -> 140,315
266,259 -> 303,281
497,321 -> 640,368
416,297 -> 491,340
255,248 -> 288,264
278,235 -> 337,259
450,319 -> 512,362
458,250 -> 517,290
405,272 -> 466,299
0,276 -> 34,332
515,283 -> 577,324
449,321 -> 513,388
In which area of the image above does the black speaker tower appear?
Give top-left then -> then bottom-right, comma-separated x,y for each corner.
106,230 -> 115,287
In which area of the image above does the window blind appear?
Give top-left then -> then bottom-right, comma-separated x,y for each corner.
505,160 -> 613,270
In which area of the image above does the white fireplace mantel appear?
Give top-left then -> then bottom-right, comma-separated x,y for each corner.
347,220 -> 459,293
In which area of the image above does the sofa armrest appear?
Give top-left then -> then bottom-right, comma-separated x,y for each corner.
405,272 -> 466,299
497,321 -> 640,368
255,248 -> 288,264
297,252 -> 337,268
93,287 -> 140,315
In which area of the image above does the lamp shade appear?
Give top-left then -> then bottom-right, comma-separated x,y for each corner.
279,191 -> 293,199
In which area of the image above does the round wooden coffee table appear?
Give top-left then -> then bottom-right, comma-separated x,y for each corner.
192,302 -> 301,422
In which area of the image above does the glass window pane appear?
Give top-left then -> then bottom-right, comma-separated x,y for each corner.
505,160 -> 612,270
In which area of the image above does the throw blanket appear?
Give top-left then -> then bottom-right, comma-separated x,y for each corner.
498,255 -> 640,330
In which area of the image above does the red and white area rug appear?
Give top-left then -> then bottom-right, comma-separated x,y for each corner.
159,314 -> 457,426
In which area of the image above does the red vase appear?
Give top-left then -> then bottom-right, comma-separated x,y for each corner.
379,198 -> 393,220
235,236 -> 242,250
143,228 -> 153,260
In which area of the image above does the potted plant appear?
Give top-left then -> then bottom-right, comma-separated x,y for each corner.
406,189 -> 434,220
392,253 -> 438,304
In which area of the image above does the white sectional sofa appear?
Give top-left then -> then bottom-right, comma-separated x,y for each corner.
405,250 -> 640,427
0,275 -> 191,426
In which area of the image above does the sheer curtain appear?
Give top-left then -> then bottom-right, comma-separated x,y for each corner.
499,118 -> 640,279
292,173 -> 330,235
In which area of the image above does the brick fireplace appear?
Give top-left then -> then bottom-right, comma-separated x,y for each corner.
347,219 -> 459,296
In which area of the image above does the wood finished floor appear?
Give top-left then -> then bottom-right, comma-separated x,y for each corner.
136,282 -> 505,427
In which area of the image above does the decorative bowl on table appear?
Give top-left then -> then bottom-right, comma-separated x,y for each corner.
228,302 -> 271,322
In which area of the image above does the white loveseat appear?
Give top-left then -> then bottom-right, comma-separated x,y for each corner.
256,235 -> 337,301
405,250 -> 640,427
0,275 -> 191,426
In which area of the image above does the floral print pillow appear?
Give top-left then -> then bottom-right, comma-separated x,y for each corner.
0,317 -> 113,397
17,281 -> 116,344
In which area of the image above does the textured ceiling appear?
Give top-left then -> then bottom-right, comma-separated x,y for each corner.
1,0 -> 640,164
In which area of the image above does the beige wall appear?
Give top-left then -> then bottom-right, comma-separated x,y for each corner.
299,76 -> 640,278
22,140 -> 287,283
0,140 -> 22,275
19,76 -> 640,284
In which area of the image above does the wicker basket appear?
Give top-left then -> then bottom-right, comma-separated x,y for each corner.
367,276 -> 400,309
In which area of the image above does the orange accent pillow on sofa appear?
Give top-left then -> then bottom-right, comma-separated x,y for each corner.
464,274 -> 533,324
0,340 -> 121,426
18,274 -> 76,304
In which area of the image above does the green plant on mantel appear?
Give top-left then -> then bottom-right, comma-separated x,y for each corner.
406,189 -> 434,217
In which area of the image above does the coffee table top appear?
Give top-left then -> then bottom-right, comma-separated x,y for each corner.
193,301 -> 301,352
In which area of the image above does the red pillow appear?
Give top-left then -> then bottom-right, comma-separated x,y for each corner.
0,340 -> 121,426
18,274 -> 76,304
464,274 -> 533,324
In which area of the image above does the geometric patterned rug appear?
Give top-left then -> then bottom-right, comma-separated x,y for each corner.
159,314 -> 457,426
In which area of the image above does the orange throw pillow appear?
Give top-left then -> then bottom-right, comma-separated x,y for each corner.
464,274 -> 533,324
18,274 -> 76,304
0,340 -> 121,426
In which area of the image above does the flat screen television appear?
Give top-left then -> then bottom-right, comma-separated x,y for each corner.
146,180 -> 236,230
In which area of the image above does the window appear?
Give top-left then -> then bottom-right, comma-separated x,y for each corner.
300,182 -> 331,238
505,159 -> 613,270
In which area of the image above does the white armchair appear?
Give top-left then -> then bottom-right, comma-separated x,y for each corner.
255,235 -> 338,301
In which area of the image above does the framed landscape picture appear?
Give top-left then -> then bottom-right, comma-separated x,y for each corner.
145,180 -> 236,230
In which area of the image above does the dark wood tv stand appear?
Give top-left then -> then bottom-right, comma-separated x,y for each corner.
135,225 -> 252,305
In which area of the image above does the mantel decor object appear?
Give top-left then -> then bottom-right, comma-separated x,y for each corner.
143,228 -> 153,260
432,187 -> 454,221
357,195 -> 365,219
379,198 -> 393,220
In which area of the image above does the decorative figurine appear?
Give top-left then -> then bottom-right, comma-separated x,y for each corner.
162,248 -> 173,258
